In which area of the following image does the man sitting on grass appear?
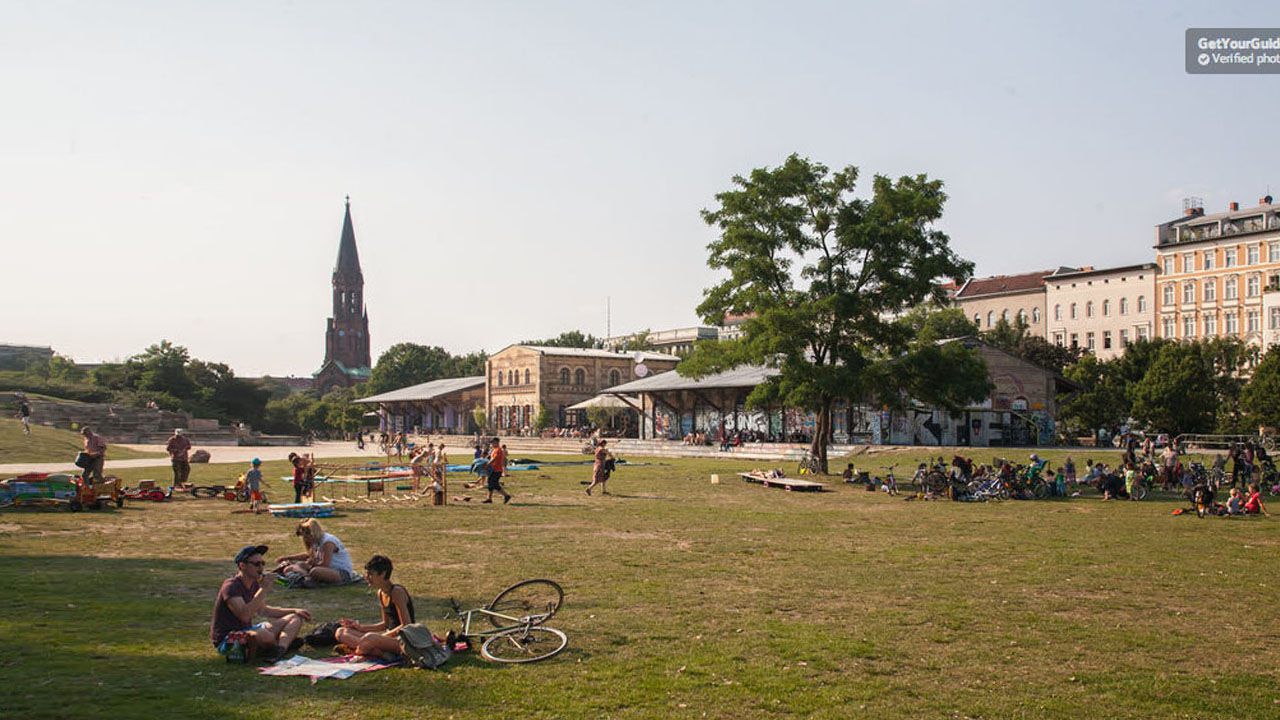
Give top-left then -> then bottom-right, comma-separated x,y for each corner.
334,555 -> 416,660
211,545 -> 312,660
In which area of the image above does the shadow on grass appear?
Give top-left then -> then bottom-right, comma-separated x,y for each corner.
0,554 -> 513,720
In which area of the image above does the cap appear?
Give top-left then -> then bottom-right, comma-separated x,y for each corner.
234,544 -> 269,564
251,458 -> 261,466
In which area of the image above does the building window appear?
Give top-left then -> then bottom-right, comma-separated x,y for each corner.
1248,244 -> 1260,264
560,367 -> 570,384
1248,310 -> 1261,333
1183,315 -> 1196,338
987,311 -> 994,327
524,369 -> 531,385
1182,282 -> 1195,304
574,368 -> 586,386
1070,303 -> 1078,319
1086,301 -> 1094,318
1120,297 -> 1129,315
1001,309 -> 1009,322
1016,309 -> 1026,324
1102,330 -> 1112,349
1203,251 -> 1215,270
1204,281 -> 1216,302
1053,304 -> 1061,321
1162,284 -> 1175,306
1163,257 -> 1174,275
1226,312 -> 1239,334
973,313 -> 981,327
1225,276 -> 1239,300
1138,325 -> 1149,340
1205,314 -> 1217,336
1185,253 -> 1196,272
1138,295 -> 1147,313
609,369 -> 620,386
1054,333 -> 1064,346
497,372 -> 503,387
1120,329 -> 1129,346
1032,307 -> 1041,323
1070,333 -> 1079,349
1247,275 -> 1261,297
1270,307 -> 1280,330
1102,299 -> 1110,316
1225,249 -> 1237,268
1086,332 -> 1096,351
1270,242 -> 1280,262
1162,318 -> 1175,338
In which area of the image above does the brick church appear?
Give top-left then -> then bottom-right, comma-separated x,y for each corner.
313,197 -> 372,393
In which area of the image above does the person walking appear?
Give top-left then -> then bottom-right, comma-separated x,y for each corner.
586,439 -> 614,496
165,428 -> 193,488
15,394 -> 31,436
80,426 -> 107,485
483,437 -> 511,504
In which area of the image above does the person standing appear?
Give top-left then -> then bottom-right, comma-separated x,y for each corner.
16,394 -> 32,436
586,439 -> 613,496
166,428 -> 193,488
80,426 -> 107,485
483,437 -> 511,504
245,458 -> 265,514
289,453 -> 306,504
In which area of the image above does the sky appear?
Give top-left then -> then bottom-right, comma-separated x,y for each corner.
2,1 -> 1278,376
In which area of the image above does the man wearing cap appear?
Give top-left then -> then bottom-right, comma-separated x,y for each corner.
210,544 -> 312,659
166,428 -> 193,488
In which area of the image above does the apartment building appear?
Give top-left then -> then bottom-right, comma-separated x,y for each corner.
952,270 -> 1052,337
1043,264 -> 1156,359
1154,196 -> 1280,347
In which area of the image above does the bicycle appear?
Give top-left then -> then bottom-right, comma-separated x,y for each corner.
797,451 -> 822,476
446,579 -> 568,664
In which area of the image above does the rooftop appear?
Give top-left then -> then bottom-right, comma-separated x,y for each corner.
354,376 -> 485,404
500,345 -> 678,363
954,270 -> 1053,299
607,365 -> 779,394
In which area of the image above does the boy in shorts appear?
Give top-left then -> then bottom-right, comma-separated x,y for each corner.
483,437 -> 511,504
245,458 -> 264,513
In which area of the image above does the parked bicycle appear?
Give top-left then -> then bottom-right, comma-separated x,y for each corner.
446,579 -> 568,664
797,451 -> 822,476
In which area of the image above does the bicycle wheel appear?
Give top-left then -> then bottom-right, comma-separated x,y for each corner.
485,579 -> 564,629
480,626 -> 568,664
1032,482 -> 1049,500
1132,484 -> 1148,501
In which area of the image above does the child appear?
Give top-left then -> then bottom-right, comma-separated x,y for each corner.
1064,456 -> 1076,483
245,458 -> 264,514
841,464 -> 854,484
1124,462 -> 1137,501
1054,469 -> 1067,498
1244,483 -> 1270,516
1225,487 -> 1244,515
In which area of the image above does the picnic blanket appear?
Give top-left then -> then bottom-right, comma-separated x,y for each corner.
259,654 -> 400,683
268,502 -> 336,518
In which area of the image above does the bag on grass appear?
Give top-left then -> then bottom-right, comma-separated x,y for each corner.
398,623 -> 452,669
304,622 -> 340,648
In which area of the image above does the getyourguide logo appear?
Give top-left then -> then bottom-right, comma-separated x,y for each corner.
1197,36 -> 1280,51
1187,28 -> 1280,74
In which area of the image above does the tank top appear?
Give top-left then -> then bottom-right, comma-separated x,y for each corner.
381,584 -> 416,627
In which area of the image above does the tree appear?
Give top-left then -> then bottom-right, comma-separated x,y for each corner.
896,305 -> 977,344
683,154 -> 984,472
982,316 -> 1080,375
523,331 -> 599,349
533,404 -> 553,432
365,344 -> 459,395
1129,343 -> 1216,435
1197,337 -> 1255,434
128,341 -> 198,400
471,406 -> 487,431
1243,347 -> 1280,429
1058,354 -> 1128,437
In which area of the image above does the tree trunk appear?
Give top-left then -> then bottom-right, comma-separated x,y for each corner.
811,396 -> 834,474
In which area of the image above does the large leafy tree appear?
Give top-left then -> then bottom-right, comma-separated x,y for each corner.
522,331 -> 599,349
365,343 -> 488,395
982,316 -> 1081,375
1129,342 -> 1216,435
1243,347 -> 1280,429
683,155 -> 985,471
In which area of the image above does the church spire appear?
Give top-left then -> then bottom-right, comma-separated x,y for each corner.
334,195 -> 362,279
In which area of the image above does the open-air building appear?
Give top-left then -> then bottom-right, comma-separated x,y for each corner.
354,376 -> 486,434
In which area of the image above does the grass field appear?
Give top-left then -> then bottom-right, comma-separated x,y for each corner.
1,449 -> 1276,719
0,418 -> 164,464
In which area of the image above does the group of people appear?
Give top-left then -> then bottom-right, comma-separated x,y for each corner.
211,519 -> 417,662
409,441 -> 449,503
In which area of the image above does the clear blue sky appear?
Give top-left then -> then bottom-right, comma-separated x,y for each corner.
2,1 -> 1275,376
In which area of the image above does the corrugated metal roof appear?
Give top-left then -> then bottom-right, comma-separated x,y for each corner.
502,345 -> 678,363
607,366 -> 779,393
354,376 -> 485,404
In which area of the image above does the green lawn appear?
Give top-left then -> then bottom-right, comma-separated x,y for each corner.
0,418 -> 164,464
0,450 -> 1275,719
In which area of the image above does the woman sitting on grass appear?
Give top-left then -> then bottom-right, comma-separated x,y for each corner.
275,518 -> 357,587
1244,483 -> 1270,516
335,555 -> 415,660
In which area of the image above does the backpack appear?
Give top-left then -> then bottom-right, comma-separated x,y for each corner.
398,623 -> 452,669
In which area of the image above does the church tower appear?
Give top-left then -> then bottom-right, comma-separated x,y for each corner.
314,196 -> 372,392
